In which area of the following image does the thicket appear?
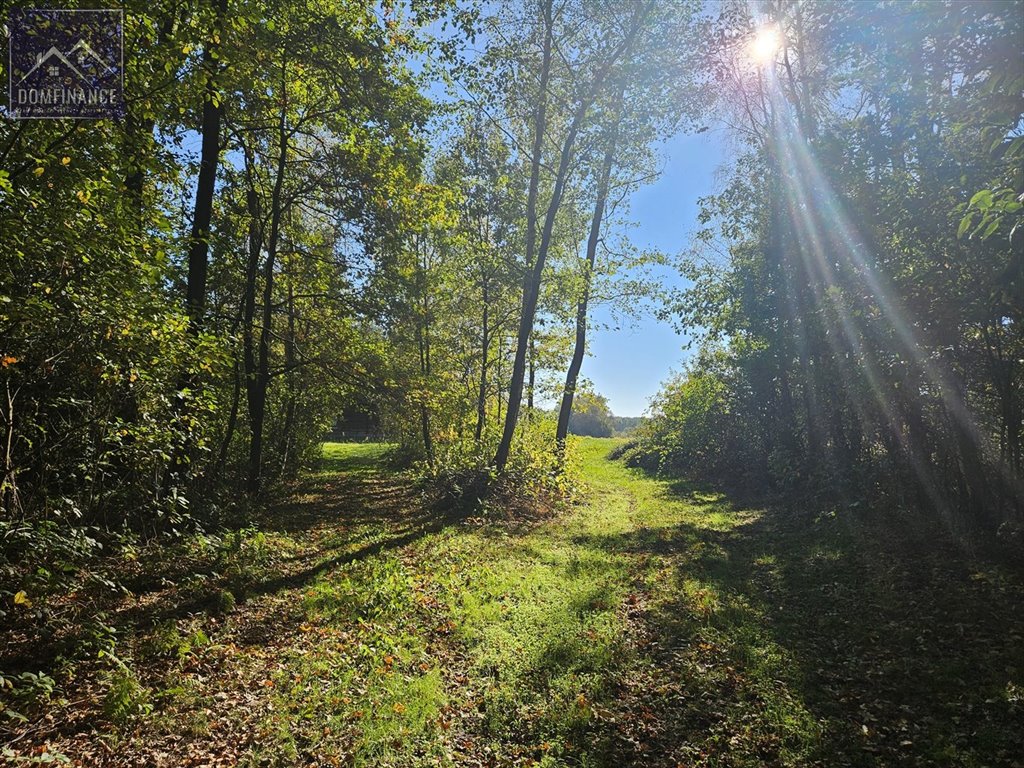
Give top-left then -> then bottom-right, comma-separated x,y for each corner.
626,0 -> 1023,531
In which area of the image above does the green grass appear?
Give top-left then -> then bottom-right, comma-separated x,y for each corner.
10,439 -> 1023,767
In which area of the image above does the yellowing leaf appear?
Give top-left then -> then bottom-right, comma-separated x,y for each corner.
392,702 -> 406,714
61,156 -> 71,166
14,591 -> 31,607
33,167 -> 44,177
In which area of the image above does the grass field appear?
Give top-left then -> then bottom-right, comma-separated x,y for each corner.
8,439 -> 1023,766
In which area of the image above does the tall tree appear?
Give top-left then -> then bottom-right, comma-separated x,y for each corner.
492,0 -> 655,471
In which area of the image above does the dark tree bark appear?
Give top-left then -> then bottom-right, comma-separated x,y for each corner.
491,0 -> 553,471
246,77 -> 289,497
475,269 -> 489,443
527,333 -> 535,415
185,0 -> 227,331
278,258 -> 298,475
416,236 -> 435,466
160,0 -> 225,495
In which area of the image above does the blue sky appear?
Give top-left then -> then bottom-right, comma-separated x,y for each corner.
587,129 -> 725,417
415,24 -> 728,418
176,13 -> 732,420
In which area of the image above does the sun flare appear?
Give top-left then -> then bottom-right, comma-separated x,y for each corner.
750,24 -> 782,65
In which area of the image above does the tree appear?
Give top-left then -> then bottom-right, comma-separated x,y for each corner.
642,0 -> 1023,524
488,0 -> 658,471
567,385 -> 615,438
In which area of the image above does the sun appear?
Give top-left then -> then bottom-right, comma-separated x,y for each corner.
750,25 -> 782,66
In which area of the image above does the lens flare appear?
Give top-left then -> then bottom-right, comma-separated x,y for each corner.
750,25 -> 781,65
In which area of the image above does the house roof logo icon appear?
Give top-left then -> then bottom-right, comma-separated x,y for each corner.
18,39 -> 115,85
7,8 -> 123,119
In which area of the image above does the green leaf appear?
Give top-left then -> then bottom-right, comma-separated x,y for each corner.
969,190 -> 993,210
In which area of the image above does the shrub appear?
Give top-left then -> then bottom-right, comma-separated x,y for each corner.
417,415 -> 581,519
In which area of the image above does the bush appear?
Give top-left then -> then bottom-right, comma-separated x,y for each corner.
624,346 -> 765,485
417,415 -> 581,520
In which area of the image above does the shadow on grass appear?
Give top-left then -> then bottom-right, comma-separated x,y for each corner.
140,444 -> 456,619
3,443 -> 456,671
576,476 -> 1024,767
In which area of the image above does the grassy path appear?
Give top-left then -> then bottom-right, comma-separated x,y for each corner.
16,439 -> 1023,767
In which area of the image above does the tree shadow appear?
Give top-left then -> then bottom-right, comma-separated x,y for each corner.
573,482 -> 1024,766
128,450 -> 457,624
0,445 -> 456,675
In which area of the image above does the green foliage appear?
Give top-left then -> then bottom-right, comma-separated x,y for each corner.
142,621 -> 211,665
567,386 -> 615,438
623,347 -> 750,480
418,414 -> 581,518
644,0 -> 1024,522
0,0 -> 437,703
0,671 -> 57,727
99,653 -> 152,725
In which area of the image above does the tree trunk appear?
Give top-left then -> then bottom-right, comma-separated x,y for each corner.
527,333 -> 535,415
475,271 -> 489,443
418,310 -> 435,465
556,88 -> 621,455
160,0 -> 225,494
278,257 -> 297,476
492,0 -> 553,470
493,1 -> 650,471
184,0 -> 227,332
212,353 -> 242,480
246,78 -> 289,497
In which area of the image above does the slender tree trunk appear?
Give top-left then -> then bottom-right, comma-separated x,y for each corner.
2,382 -> 20,516
185,0 -> 227,332
492,0 -> 553,470
418,311 -> 435,466
556,88 -> 621,455
212,353 -> 242,480
160,0 -> 225,494
496,334 -> 504,425
242,181 -> 263,458
765,126 -> 799,472
493,1 -> 650,471
527,333 -> 535,415
422,256 -> 434,465
279,257 -> 297,475
475,271 -> 489,443
246,74 -> 289,497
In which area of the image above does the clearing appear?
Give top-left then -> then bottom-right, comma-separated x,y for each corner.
8,438 -> 1024,767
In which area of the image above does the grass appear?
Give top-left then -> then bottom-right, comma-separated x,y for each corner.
3,438 -> 1022,767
